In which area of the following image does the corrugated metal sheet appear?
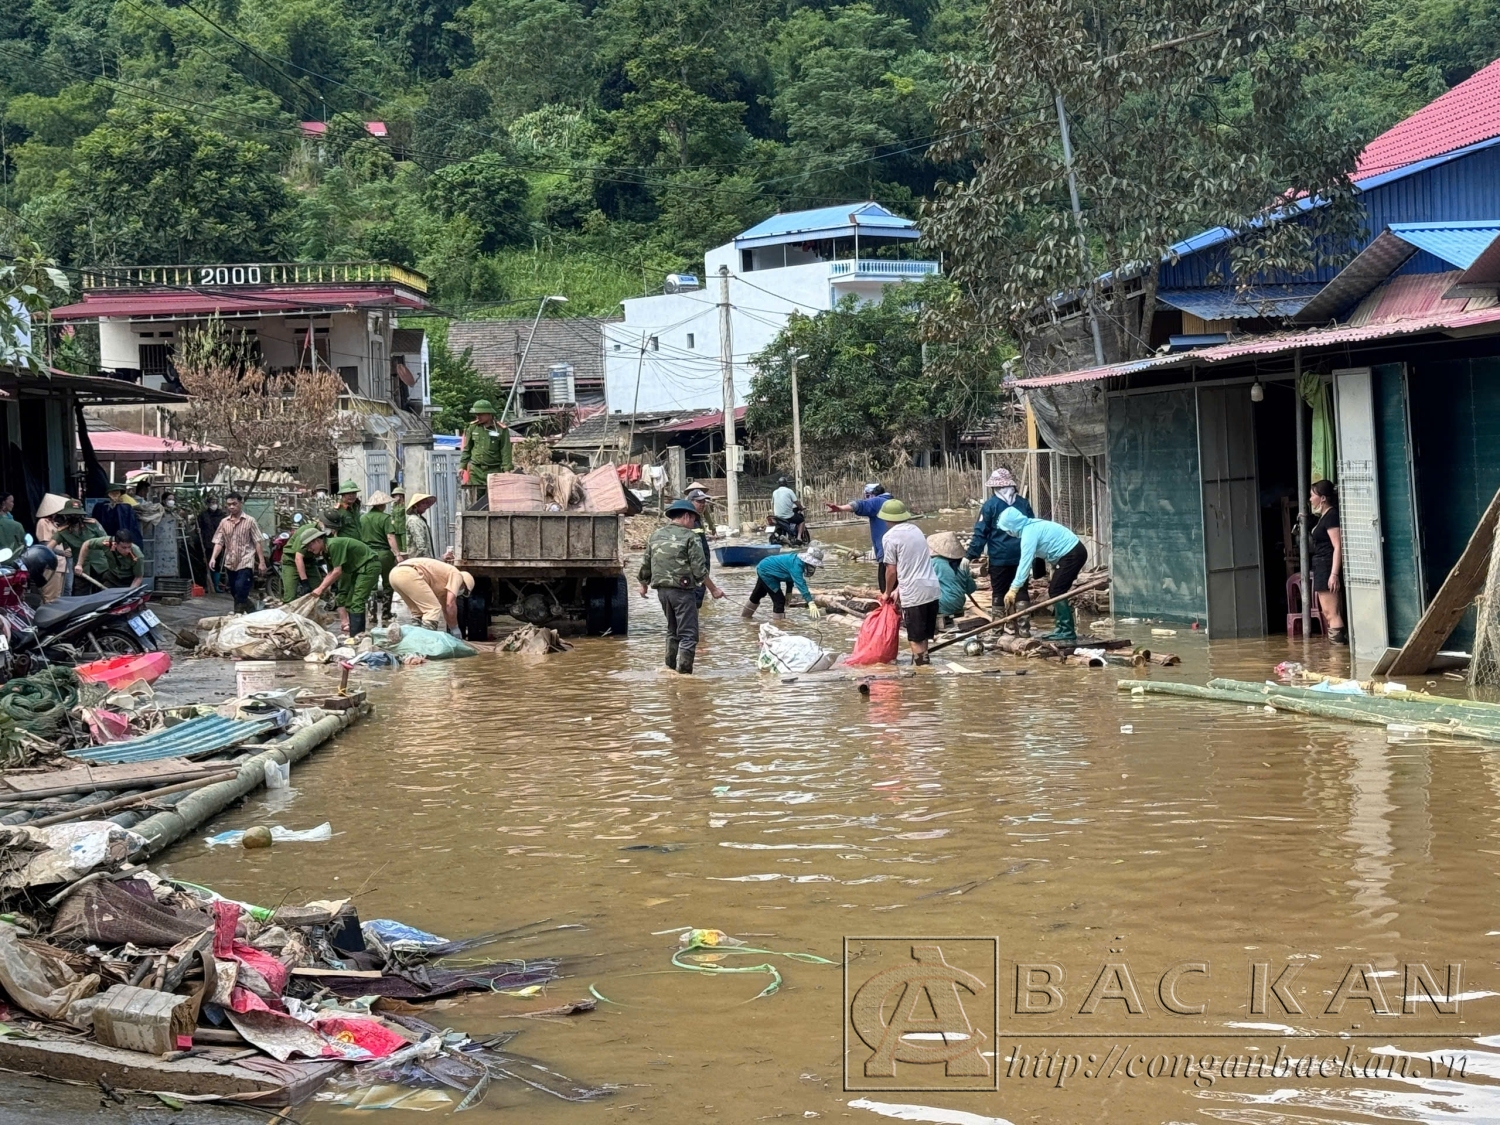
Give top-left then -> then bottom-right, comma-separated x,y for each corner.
68,714 -> 278,764
1014,304 -> 1500,388
1347,272 -> 1471,326
1294,231 -> 1419,324
734,203 -> 918,248
1156,285 -> 1322,320
1387,221 -> 1500,268
1356,58 -> 1500,178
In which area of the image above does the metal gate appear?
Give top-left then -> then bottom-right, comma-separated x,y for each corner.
1197,384 -> 1265,638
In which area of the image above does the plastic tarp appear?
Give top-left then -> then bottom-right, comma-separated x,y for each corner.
0,924 -> 100,1028
0,822 -> 146,889
379,627 -> 476,660
756,623 -> 834,674
1025,381 -> 1107,458
50,877 -> 211,946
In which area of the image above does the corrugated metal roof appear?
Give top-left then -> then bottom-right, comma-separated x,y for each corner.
446,318 -> 612,387
1014,304 -> 1500,388
1293,230 -> 1419,324
1356,59 -> 1500,179
87,429 -> 223,457
68,714 -> 278,764
51,286 -> 428,321
734,203 -> 919,248
1156,285 -> 1322,320
1450,234 -> 1500,295
1346,271 -> 1486,325
1387,221 -> 1500,268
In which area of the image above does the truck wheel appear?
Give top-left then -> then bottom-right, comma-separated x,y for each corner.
462,578 -> 490,641
609,575 -> 629,636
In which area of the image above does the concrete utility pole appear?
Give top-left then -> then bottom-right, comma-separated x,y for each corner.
719,265 -> 739,529
1054,92 -> 1106,367
790,352 -> 809,495
500,294 -> 567,423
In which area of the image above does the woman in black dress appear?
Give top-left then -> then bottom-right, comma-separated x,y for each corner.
1308,480 -> 1346,645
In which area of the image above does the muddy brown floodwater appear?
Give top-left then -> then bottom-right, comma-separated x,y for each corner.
154,522 -> 1500,1125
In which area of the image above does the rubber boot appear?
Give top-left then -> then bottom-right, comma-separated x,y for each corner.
741,601 -> 756,619
347,611 -> 366,637
1039,601 -> 1075,642
771,611 -> 786,622
1016,610 -> 1032,638
665,641 -> 679,671
677,650 -> 695,675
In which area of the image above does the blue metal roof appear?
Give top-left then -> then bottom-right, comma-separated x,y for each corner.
1156,284 -> 1324,321
68,713 -> 278,764
1387,221 -> 1500,267
735,203 -> 919,249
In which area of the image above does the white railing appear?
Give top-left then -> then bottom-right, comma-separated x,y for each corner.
828,260 -> 939,278
80,262 -> 429,294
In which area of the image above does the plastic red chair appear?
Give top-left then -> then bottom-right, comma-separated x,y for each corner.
1286,573 -> 1323,637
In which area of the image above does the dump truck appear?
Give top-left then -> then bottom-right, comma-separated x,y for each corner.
454,511 -> 629,638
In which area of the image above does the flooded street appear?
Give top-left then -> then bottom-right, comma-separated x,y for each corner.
153,531 -> 1500,1124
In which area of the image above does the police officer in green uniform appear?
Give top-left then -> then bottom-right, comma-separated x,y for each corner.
305,531 -> 379,636
388,485 -> 408,554
358,490 -> 402,623
638,500 -> 710,675
281,520 -> 330,599
323,480 -> 362,538
76,530 -> 144,588
51,501 -> 107,591
458,399 -> 512,509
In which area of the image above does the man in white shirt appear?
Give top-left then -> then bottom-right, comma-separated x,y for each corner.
769,476 -> 806,543
875,499 -> 940,665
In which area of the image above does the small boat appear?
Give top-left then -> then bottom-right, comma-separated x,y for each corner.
713,542 -> 784,567
75,651 -> 172,689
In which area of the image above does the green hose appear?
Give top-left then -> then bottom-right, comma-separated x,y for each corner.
0,667 -> 81,739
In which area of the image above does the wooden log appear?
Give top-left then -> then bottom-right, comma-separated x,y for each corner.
27,771 -> 239,828
929,576 -> 1110,653
1386,483 -> 1500,676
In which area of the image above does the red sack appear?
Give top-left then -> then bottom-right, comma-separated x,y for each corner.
848,600 -> 900,665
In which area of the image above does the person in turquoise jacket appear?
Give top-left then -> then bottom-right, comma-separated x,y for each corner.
967,467 -> 1036,633
997,507 -> 1088,642
741,549 -> 824,620
927,531 -> 976,625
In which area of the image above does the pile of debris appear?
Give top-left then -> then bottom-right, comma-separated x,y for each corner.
0,860 -> 607,1108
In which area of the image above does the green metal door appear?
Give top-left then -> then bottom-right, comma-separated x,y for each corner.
1373,363 -> 1424,644
1106,388 -> 1206,623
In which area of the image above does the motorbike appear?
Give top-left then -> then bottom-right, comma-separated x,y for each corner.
0,549 -> 163,674
767,504 -> 811,547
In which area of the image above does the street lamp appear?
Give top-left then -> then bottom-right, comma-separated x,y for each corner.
499,295 -> 568,423
790,352 -> 809,494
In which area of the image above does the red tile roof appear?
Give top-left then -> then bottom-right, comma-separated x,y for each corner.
88,429 -> 222,458
1356,58 -> 1500,179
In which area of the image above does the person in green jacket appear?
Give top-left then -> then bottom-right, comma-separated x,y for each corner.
358,490 -> 402,623
388,484 -> 408,554
281,520 -> 329,599
76,530 -> 144,588
52,503 -> 108,587
927,531 -> 977,629
638,500 -> 709,674
305,532 -> 378,636
458,399 -> 512,508
323,480 -> 362,538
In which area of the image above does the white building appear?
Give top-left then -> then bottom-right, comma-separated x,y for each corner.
603,203 -> 938,415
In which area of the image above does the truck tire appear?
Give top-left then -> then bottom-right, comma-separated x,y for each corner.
609,575 -> 629,636
461,578 -> 490,641
584,576 -> 630,637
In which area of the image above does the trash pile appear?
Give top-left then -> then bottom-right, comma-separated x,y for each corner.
0,854 -> 609,1109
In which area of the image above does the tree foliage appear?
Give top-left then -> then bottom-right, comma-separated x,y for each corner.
745,281 -> 1007,471
924,0 -> 1369,365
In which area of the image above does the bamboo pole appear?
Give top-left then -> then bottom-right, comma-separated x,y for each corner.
929,576 -> 1109,653
28,770 -> 238,827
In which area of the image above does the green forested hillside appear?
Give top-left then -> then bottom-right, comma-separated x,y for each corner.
1,0 -> 1497,314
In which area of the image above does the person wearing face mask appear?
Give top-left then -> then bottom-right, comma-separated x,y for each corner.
966,467 -> 1036,634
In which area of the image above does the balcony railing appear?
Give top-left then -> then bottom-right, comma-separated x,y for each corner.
828,259 -> 939,279
80,262 -> 429,294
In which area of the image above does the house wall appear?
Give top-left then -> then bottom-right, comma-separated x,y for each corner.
605,240 -> 936,413
1106,387 -> 1208,622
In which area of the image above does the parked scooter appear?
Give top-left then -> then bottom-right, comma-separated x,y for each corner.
0,546 -> 163,673
767,505 -> 811,546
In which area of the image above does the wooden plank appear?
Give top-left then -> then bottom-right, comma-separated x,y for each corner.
1386,484 -> 1500,676
2,758 -> 201,796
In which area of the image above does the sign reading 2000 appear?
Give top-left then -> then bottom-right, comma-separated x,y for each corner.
199,266 -> 262,285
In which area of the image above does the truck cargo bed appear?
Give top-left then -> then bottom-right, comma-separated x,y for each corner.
457,511 -> 623,570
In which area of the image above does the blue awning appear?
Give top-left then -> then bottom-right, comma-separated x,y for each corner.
734,203 -> 919,250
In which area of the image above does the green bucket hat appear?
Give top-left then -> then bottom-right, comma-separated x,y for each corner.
337,479 -> 361,495
106,482 -> 127,493
470,399 -> 497,415
877,498 -> 916,523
